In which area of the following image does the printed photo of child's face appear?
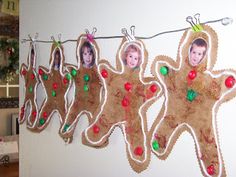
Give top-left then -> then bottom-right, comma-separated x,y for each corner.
126,50 -> 139,69
30,48 -> 35,67
189,38 -> 207,67
53,50 -> 61,70
123,44 -> 141,69
82,47 -> 93,66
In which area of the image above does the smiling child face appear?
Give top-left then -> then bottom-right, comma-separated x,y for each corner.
126,50 -> 139,69
83,47 -> 93,66
189,44 -> 206,66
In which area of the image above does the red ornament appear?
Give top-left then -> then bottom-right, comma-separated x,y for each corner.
122,97 -> 129,107
32,111 -> 37,117
52,82 -> 59,89
207,165 -> 215,175
7,47 -> 13,55
124,82 -> 132,91
150,84 -> 157,93
101,69 -> 108,78
31,73 -> 35,80
188,70 -> 197,80
134,146 -> 143,156
225,76 -> 235,88
93,125 -> 100,134
63,77 -> 69,84
38,69 -> 44,75
21,69 -> 27,76
43,112 -> 48,118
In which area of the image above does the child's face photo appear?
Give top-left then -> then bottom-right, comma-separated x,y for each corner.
30,49 -> 35,66
53,50 -> 61,69
82,47 -> 93,66
126,50 -> 139,69
189,38 -> 207,67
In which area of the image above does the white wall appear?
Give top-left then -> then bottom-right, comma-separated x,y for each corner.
20,0 -> 236,177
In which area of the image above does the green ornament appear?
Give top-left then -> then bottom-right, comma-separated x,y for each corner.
43,74 -> 48,81
71,69 -> 77,77
83,74 -> 90,82
160,66 -> 168,76
29,86 -> 33,93
186,89 -> 197,102
63,124 -> 70,132
39,118 -> 45,125
66,73 -> 71,80
152,140 -> 159,151
192,24 -> 203,32
84,84 -> 89,92
52,90 -> 56,97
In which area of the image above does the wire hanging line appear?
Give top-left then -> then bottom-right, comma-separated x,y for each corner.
21,15 -> 233,44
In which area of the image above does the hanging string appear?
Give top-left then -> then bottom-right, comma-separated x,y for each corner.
21,16 -> 233,44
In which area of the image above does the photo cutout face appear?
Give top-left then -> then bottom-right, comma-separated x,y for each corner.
123,43 -> 142,69
53,49 -> 61,70
189,38 -> 208,67
80,41 -> 95,68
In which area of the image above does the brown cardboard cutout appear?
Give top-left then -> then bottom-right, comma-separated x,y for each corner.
150,25 -> 236,177
59,34 -> 103,142
19,41 -> 40,130
34,43 -> 72,132
82,37 -> 162,172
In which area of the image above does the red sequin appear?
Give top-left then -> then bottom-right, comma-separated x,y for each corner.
188,70 -> 197,80
43,112 -> 48,118
207,164 -> 215,175
134,146 -> 143,156
101,69 -> 108,78
150,84 -> 157,93
38,69 -> 44,75
21,69 -> 27,75
225,76 -> 235,88
122,97 -> 129,107
93,125 -> 100,134
52,82 -> 59,89
32,111 -> 37,117
63,77 -> 69,84
124,82 -> 132,91
31,73 -> 35,80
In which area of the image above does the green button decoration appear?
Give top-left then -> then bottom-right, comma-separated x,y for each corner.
39,118 -> 45,125
52,90 -> 56,97
71,69 -> 77,77
66,73 -> 72,80
29,86 -> 33,93
152,140 -> 159,151
83,74 -> 90,82
63,124 -> 70,132
160,66 -> 169,76
84,84 -> 89,92
43,74 -> 48,81
186,89 -> 197,102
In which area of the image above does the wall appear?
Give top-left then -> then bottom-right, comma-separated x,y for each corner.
20,0 -> 236,177
0,108 -> 18,136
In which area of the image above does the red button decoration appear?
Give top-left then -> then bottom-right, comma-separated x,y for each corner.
207,164 -> 215,175
31,73 -> 35,80
52,82 -> 59,89
93,125 -> 100,134
63,77 -> 69,84
101,69 -> 108,78
43,112 -> 48,118
21,69 -> 27,75
124,82 -> 132,91
188,70 -> 197,80
32,111 -> 37,117
134,146 -> 143,156
225,76 -> 235,88
122,97 -> 129,107
38,69 -> 44,75
150,84 -> 157,93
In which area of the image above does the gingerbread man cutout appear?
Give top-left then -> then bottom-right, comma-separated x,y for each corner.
19,41 -> 40,130
150,24 -> 236,177
35,42 -> 72,132
59,33 -> 103,142
82,31 -> 162,172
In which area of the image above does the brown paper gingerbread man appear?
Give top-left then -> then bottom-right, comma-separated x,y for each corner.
19,41 -> 40,130
82,31 -> 162,172
59,33 -> 103,142
150,24 -> 236,177
35,42 -> 72,132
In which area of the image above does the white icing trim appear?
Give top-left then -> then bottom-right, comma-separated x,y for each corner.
151,28 -> 236,177
83,39 -> 162,164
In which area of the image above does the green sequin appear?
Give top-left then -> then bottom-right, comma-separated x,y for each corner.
66,73 -> 72,80
186,89 -> 197,102
84,85 -> 89,92
29,86 -> 33,93
83,74 -> 90,82
43,74 -> 48,81
63,124 -> 70,132
152,140 -> 159,150
39,118 -> 45,125
52,90 -> 56,97
71,69 -> 77,77
160,66 -> 169,76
